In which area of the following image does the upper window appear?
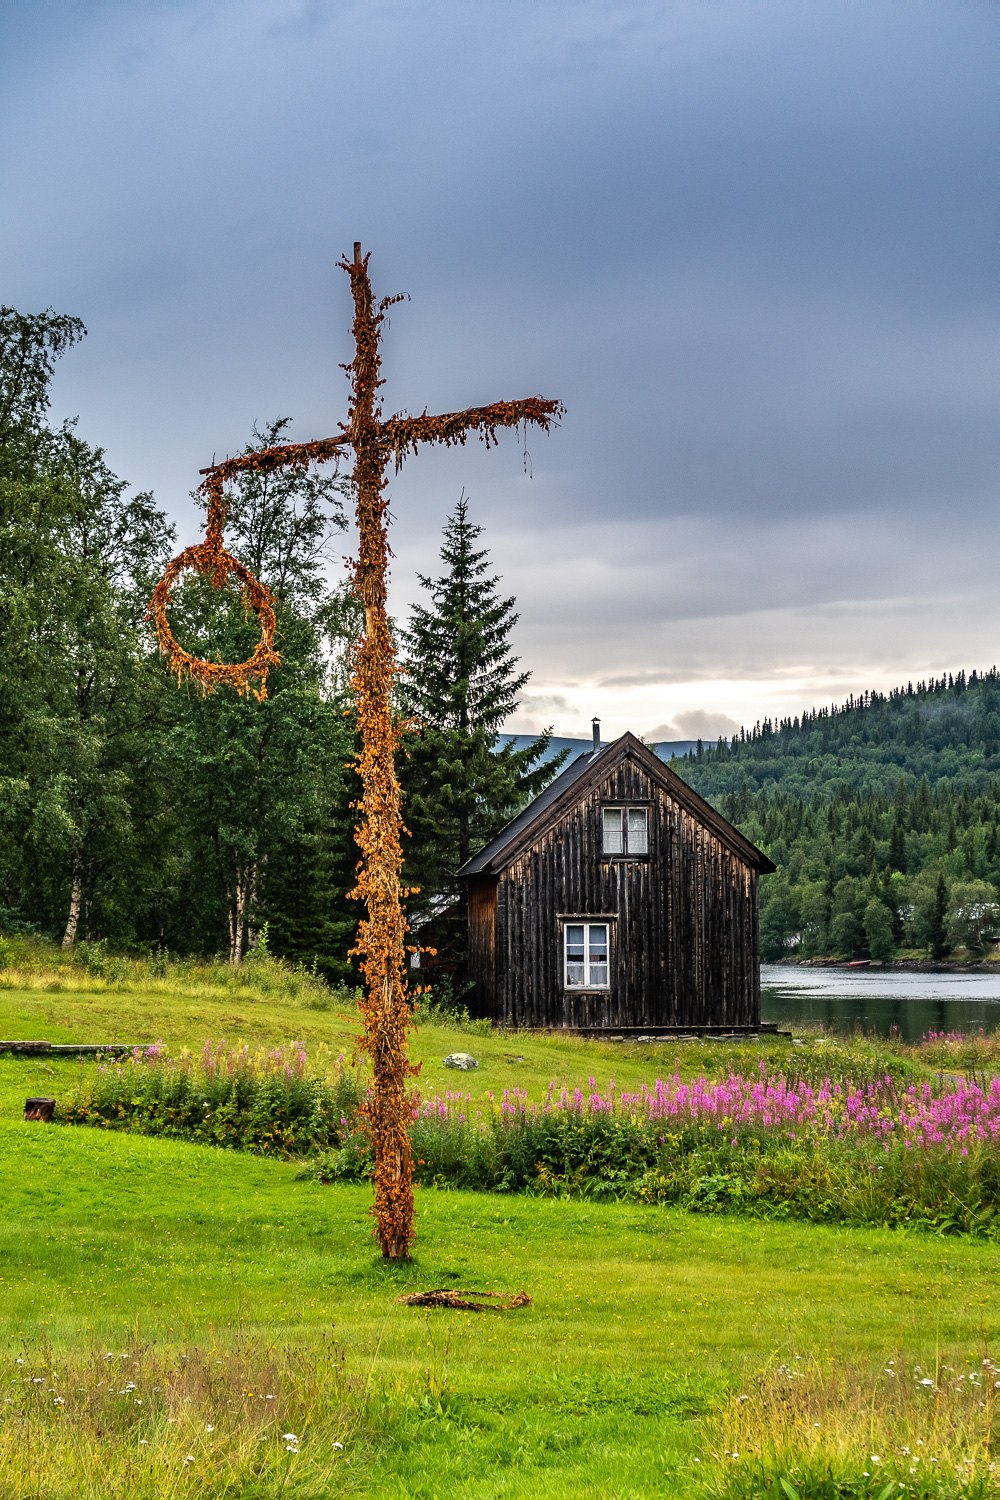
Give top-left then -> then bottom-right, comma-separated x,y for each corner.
602,806 -> 648,856
564,922 -> 609,989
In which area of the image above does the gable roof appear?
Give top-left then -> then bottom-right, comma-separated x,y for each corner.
456,731 -> 776,878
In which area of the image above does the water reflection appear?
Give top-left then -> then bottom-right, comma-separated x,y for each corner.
761,964 -> 1000,1041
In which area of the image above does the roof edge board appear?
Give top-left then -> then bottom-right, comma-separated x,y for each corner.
455,747 -> 602,878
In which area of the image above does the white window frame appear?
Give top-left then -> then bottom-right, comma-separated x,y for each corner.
602,805 -> 649,856
563,921 -> 611,990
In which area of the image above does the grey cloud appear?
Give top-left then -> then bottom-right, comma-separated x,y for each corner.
0,0 -> 993,730
670,710 -> 743,742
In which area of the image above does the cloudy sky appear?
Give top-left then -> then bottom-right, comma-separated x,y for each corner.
2,1 -> 995,741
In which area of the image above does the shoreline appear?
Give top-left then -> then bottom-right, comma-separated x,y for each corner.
768,957 -> 1000,975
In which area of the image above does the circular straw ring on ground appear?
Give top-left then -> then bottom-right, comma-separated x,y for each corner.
150,542 -> 280,699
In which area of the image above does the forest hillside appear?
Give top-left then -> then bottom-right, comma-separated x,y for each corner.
674,671 -> 1000,962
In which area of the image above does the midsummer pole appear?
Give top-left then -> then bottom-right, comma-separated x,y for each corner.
150,245 -> 562,1257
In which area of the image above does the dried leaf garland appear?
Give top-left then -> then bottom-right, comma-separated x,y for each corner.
148,475 -> 281,699
396,1289 -> 532,1312
341,249 -> 416,1260
149,245 -> 561,1258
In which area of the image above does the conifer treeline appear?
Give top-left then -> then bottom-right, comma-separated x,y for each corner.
678,670 -> 1000,802
678,675 -> 1000,960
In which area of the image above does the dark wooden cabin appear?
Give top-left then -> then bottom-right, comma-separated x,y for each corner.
454,732 -> 774,1030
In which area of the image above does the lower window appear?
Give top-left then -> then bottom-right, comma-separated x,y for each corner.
564,922 -> 610,989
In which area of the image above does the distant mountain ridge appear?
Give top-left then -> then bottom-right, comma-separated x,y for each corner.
498,734 -> 700,765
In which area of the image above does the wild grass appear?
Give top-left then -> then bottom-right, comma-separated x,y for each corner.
15,1336 -> 999,1500
703,1351 -> 1000,1499
901,1026 -> 1000,1079
0,929 -> 349,1007
0,1334 -> 363,1499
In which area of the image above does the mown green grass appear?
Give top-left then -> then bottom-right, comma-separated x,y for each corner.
1,970 -> 997,1496
4,1102 -> 1000,1497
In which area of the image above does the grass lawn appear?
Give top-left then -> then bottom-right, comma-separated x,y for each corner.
0,964 -> 860,1109
0,970 -> 997,1497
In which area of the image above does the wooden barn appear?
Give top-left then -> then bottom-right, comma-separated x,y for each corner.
454,730 -> 775,1031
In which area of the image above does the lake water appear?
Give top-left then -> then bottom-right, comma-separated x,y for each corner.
761,964 -> 1000,1041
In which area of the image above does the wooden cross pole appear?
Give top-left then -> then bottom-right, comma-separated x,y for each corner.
150,245 -> 562,1258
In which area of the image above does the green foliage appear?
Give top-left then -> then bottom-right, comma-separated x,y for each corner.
669,673 -> 1000,960
0,361 -> 177,949
0,304 -> 86,465
705,772 -> 1000,960
411,972 -> 487,1030
678,670 -> 1000,802
863,898 -> 895,962
59,1039 -> 364,1157
77,939 -> 129,985
0,319 -> 361,968
160,419 -> 356,967
307,1110 -> 1000,1237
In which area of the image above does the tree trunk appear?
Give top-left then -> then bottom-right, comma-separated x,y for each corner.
246,858 -> 262,950
227,869 -> 250,964
62,855 -> 83,948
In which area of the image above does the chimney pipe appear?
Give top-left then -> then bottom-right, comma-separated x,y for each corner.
592,717 -> 601,752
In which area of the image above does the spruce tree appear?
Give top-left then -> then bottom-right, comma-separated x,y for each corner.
398,495 -> 562,960
258,808 -> 357,983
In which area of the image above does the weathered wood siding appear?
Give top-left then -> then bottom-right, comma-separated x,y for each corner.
474,753 -> 760,1028
467,876 -> 498,1018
